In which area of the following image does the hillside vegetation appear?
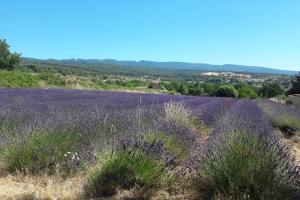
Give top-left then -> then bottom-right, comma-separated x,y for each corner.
0,58 -> 295,100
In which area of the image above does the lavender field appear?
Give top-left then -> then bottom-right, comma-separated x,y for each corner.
0,88 -> 299,199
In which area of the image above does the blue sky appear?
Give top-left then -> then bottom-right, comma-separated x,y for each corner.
1,0 -> 299,71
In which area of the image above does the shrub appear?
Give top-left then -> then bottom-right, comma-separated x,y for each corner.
0,132 -> 81,174
195,131 -> 300,200
0,70 -> 39,87
87,149 -> 173,197
216,85 -> 238,98
164,100 -> 192,128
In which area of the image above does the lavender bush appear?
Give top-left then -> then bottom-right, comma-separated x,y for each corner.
194,100 -> 300,199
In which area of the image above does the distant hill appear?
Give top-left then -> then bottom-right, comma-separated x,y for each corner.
22,58 -> 297,75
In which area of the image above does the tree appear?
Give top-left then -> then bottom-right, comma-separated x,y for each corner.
288,72 -> 300,95
202,82 -> 218,96
216,85 -> 238,98
260,82 -> 284,98
0,39 -> 21,70
235,82 -> 258,99
167,80 -> 180,92
189,86 -> 204,96
238,87 -> 258,99
178,82 -> 188,95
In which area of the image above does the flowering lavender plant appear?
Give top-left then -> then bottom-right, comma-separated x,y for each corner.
194,100 -> 300,199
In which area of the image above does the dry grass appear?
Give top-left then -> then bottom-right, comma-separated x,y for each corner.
164,101 -> 212,141
164,101 -> 192,128
0,174 -> 86,200
0,174 -> 186,200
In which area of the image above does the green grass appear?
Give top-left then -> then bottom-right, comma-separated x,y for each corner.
0,132 -> 81,175
87,149 -> 173,197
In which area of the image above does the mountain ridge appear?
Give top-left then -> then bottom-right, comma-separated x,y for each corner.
22,57 -> 298,75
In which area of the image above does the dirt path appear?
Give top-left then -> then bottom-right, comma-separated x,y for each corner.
281,131 -> 300,166
291,134 -> 300,165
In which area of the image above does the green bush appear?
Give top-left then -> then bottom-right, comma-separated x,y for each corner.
87,150 -> 173,197
216,85 -> 238,98
0,132 -> 81,174
0,70 -> 39,87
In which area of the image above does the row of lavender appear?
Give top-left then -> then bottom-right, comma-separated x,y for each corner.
0,89 -> 232,163
0,88 -> 232,142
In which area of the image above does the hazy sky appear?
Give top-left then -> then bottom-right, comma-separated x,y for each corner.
1,0 -> 299,71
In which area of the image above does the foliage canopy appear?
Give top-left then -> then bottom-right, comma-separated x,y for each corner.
0,39 -> 21,70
